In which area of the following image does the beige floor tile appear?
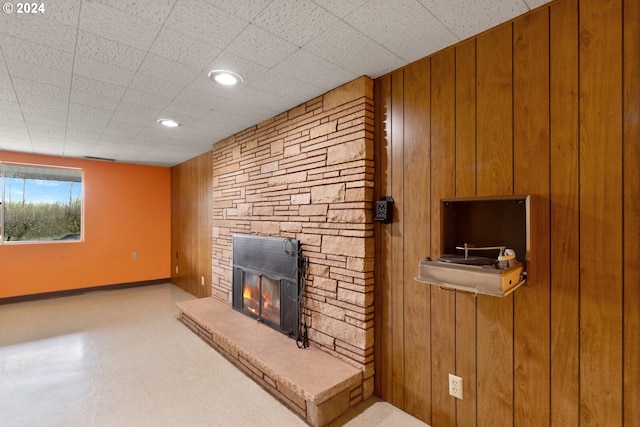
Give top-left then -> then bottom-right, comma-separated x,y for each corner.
0,284 -> 429,427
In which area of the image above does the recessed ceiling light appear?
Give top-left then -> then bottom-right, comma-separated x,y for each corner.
157,118 -> 181,128
208,69 -> 243,86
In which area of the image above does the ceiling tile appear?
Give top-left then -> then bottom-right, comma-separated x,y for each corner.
175,86 -> 226,110
273,49 -> 358,91
420,0 -> 529,40
0,50 -> 8,75
79,0 -> 162,50
12,78 -> 69,110
0,0 -> 553,166
191,110 -> 245,132
252,0 -> 340,46
0,138 -> 33,153
0,99 -> 21,112
524,0 -> 549,8
122,88 -> 173,110
150,27 -> 221,70
103,119 -> 146,138
0,99 -> 21,113
31,139 -> 65,156
21,104 -> 67,126
0,123 -> 30,139
63,141 -> 98,157
90,143 -> 124,159
216,87 -> 286,118
0,108 -> 24,123
0,34 -> 74,73
173,126 -> 216,141
0,13 -> 77,53
5,58 -> 71,88
71,75 -> 127,100
73,56 -> 136,87
68,102 -> 114,120
137,54 -> 201,85
27,123 -> 67,139
344,0 -> 458,62
65,118 -> 107,133
98,134 -> 133,145
75,31 -> 146,71
92,0 -> 177,25
225,86 -> 282,110
303,20 -> 405,78
0,74 -> 18,102
128,72 -> 186,98
67,103 -> 113,130
37,0 -> 82,27
66,128 -> 103,143
249,69 -> 324,100
165,2 -> 247,48
311,0 -> 368,18
70,91 -> 120,110
207,0 -> 270,20
226,24 -> 298,69
112,101 -> 163,123
129,130 -> 165,145
162,99 -> 211,120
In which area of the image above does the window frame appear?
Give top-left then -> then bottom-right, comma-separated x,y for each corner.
0,161 -> 84,245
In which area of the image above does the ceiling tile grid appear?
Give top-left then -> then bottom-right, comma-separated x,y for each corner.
78,0 -> 162,51
164,1 -> 247,48
252,0 -> 340,47
0,12 -> 78,53
0,0 -> 551,166
92,0 -> 177,25
343,0 -> 459,63
75,31 -> 146,71
149,27 -> 222,70
72,56 -> 137,87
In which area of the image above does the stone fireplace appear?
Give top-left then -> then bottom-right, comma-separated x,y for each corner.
208,77 -> 375,415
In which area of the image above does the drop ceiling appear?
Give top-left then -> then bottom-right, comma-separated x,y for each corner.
0,0 -> 551,167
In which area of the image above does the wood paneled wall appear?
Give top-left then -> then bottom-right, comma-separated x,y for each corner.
373,0 -> 639,426
171,150 -> 212,298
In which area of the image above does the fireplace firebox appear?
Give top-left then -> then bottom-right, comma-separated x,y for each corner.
232,235 -> 301,338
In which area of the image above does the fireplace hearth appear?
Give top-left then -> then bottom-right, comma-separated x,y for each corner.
232,234 -> 301,338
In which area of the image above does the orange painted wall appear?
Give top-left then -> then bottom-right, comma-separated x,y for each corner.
0,151 -> 171,298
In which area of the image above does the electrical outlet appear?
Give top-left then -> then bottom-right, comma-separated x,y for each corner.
449,374 -> 463,400
131,251 -> 137,260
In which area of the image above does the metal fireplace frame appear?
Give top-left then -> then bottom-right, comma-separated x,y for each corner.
232,234 -> 301,338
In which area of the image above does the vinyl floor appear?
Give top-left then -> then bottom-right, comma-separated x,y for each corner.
0,283 -> 429,427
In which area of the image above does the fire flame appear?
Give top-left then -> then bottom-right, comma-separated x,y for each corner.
242,275 -> 279,325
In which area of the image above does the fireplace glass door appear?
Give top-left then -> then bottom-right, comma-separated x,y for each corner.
242,271 -> 281,328
232,234 -> 300,337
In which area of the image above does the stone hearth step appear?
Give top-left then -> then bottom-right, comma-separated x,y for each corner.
176,297 -> 363,427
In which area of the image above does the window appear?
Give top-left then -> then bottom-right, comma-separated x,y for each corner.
1,163 -> 83,243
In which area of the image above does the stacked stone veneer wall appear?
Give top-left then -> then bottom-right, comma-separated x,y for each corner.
211,77 -> 375,398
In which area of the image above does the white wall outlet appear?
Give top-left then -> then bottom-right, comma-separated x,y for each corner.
131,251 -> 137,260
449,374 -> 463,400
